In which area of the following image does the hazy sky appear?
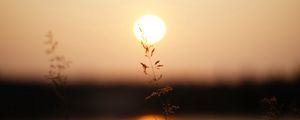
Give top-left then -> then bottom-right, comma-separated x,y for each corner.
1,0 -> 300,84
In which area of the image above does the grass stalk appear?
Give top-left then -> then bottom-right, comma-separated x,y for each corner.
137,26 -> 179,120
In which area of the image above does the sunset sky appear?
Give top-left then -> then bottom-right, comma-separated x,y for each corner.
1,0 -> 300,84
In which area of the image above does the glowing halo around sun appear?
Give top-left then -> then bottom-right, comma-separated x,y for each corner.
134,15 -> 166,45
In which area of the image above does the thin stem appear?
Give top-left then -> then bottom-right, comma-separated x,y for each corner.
147,55 -> 159,87
147,52 -> 169,120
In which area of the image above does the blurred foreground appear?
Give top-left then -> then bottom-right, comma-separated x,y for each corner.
0,73 -> 300,119
2,115 -> 300,120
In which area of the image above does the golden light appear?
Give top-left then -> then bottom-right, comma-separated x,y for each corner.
134,15 -> 166,45
137,115 -> 164,120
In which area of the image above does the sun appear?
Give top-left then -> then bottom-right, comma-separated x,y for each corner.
134,15 -> 166,45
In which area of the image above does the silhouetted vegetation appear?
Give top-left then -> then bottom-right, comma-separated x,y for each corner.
137,25 -> 178,120
44,31 -> 71,120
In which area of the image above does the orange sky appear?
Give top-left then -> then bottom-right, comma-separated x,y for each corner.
0,0 -> 300,84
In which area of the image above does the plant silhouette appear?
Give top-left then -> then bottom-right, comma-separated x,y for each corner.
44,30 -> 71,120
137,25 -> 179,120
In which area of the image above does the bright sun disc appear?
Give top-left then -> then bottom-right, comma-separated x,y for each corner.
134,15 -> 166,45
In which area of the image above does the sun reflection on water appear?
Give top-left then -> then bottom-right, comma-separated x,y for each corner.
137,115 -> 164,120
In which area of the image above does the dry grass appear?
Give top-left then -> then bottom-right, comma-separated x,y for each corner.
137,25 -> 179,120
